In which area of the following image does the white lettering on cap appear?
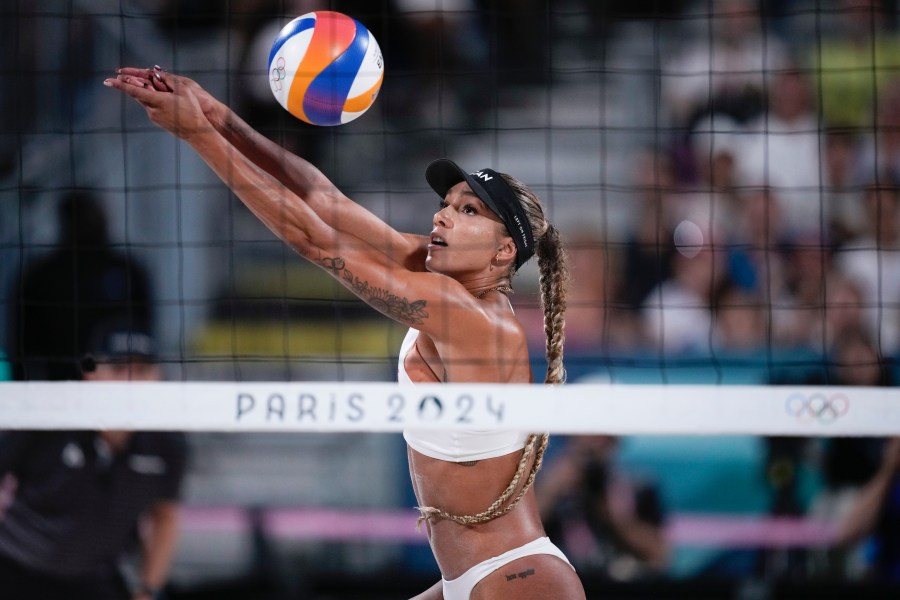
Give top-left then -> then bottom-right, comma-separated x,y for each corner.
512,215 -> 529,247
472,170 -> 493,182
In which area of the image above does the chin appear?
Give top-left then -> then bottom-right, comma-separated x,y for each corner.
424,254 -> 443,274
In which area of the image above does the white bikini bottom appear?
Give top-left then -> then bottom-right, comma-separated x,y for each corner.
441,536 -> 573,600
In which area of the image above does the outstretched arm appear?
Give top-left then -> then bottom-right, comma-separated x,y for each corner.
104,73 -> 485,337
114,67 -> 426,270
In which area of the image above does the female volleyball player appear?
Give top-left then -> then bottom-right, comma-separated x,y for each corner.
105,66 -> 585,600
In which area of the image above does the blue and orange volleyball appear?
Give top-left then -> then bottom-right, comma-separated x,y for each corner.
268,11 -> 384,126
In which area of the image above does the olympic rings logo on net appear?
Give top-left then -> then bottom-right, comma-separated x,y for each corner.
784,392 -> 850,423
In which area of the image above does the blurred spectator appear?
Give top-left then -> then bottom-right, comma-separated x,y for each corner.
565,231 -> 624,353
641,225 -> 728,354
856,77 -> 900,186
796,272 -> 868,354
798,329 -> 896,581
618,149 -> 677,322
810,0 -> 900,131
6,190 -> 154,381
661,0 -> 788,130
732,65 -> 826,239
683,114 -> 744,237
835,436 -> 900,583
834,182 -> 900,356
713,286 -> 768,352
538,436 -> 668,581
763,328 -> 892,579
819,329 -> 891,502
725,186 -> 790,299
823,129 -> 868,245
776,235 -> 839,351
0,320 -> 188,600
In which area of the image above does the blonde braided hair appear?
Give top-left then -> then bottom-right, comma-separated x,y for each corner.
416,174 -> 569,527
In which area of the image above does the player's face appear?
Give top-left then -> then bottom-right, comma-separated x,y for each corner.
426,182 -> 507,277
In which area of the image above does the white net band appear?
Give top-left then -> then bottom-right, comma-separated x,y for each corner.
2,381 -> 895,436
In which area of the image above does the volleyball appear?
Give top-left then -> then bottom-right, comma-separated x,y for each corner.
268,11 -> 384,126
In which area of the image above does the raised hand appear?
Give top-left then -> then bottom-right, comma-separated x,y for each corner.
104,67 -> 213,140
117,67 -> 226,126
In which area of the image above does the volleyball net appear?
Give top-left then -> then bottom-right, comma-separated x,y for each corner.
2,380 -> 896,436
2,1 -> 898,396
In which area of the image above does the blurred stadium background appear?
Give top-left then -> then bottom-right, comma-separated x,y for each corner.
2,0 -> 900,598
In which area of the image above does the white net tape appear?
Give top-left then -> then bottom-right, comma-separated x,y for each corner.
1,381 -> 896,436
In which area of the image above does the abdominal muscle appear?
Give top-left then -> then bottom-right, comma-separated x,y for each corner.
407,444 -> 546,579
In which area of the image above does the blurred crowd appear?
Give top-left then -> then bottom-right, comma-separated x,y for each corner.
2,0 -> 900,594
555,0 -> 900,371
542,0 -> 900,585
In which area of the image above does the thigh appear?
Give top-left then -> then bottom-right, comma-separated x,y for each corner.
471,554 -> 586,600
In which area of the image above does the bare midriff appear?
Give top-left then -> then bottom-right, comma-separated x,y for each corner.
406,445 -> 546,579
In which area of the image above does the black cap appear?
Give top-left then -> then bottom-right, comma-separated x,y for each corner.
425,159 -> 535,270
81,318 -> 157,372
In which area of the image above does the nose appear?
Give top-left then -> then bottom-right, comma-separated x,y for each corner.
434,204 -> 452,228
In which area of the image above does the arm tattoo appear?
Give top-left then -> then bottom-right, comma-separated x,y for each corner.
319,256 -> 428,326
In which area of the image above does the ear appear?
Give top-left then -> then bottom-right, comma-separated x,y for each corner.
495,235 -> 517,267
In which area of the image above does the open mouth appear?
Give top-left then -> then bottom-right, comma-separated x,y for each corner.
430,235 -> 448,247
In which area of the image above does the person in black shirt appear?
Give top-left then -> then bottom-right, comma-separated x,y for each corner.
0,320 -> 187,600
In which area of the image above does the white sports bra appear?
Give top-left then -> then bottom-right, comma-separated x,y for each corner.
399,328 -> 530,462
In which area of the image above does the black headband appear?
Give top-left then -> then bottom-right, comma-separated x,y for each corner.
425,159 -> 535,270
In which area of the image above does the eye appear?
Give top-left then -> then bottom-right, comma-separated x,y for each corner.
462,204 -> 478,215
438,200 -> 449,210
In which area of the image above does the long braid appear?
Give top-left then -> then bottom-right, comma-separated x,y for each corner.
416,174 -> 569,528
538,222 -> 569,386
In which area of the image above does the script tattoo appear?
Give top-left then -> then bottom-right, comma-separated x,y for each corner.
318,256 -> 429,326
505,568 -> 536,582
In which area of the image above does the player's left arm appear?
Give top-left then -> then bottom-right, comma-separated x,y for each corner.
105,74 -> 463,332
111,67 -> 427,271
